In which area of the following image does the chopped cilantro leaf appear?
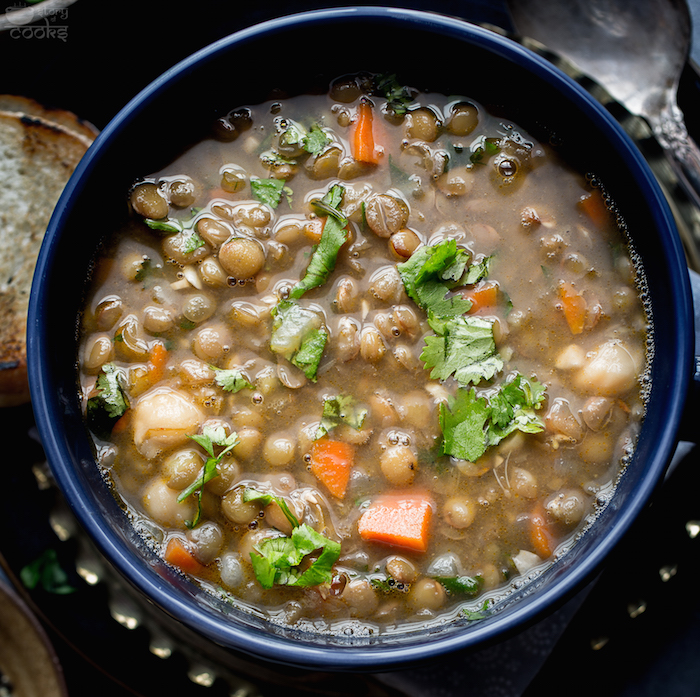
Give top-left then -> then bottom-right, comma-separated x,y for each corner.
289,184 -> 348,299
434,575 -> 481,596
20,549 -> 76,595
270,300 -> 327,381
144,218 -> 181,233
244,487 -> 340,589
243,487 -> 300,529
316,394 -> 368,439
374,73 -> 415,116
211,366 -> 253,393
251,177 -> 292,208
86,363 -> 129,438
469,135 -> 501,164
439,374 -> 546,462
178,425 -> 239,527
183,231 -> 205,254
397,239 -> 474,322
421,315 -> 503,386
303,124 -> 331,155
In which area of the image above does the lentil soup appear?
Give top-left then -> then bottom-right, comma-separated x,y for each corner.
78,73 -> 648,633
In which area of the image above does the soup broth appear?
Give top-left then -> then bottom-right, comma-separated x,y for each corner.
78,74 -> 648,632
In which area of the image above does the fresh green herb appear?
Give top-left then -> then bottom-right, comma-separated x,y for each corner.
434,575 -> 481,596
277,118 -> 306,151
316,394 -> 368,439
178,425 -> 240,528
420,315 -> 503,387
133,256 -> 152,282
469,135 -> 501,164
211,366 -> 253,393
462,598 -> 494,621
243,487 -> 300,529
251,177 -> 293,208
20,549 -> 76,595
86,363 -> 129,438
144,207 -> 202,234
270,300 -> 328,381
397,239 -> 475,324
398,240 -> 502,386
374,73 -> 415,116
243,487 -> 340,590
439,373 -> 546,462
303,124 -> 331,155
182,231 -> 205,254
289,184 -> 348,300
144,218 -> 181,234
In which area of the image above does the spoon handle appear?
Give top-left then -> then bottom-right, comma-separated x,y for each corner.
651,95 -> 700,217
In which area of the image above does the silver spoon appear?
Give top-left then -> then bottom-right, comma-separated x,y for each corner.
507,0 -> 700,240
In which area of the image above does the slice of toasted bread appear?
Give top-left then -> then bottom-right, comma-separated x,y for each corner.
0,110 -> 93,406
0,94 -> 98,144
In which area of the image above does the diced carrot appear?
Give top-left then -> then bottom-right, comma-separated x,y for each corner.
464,281 -> 500,314
578,190 -> 610,228
558,281 -> 587,335
352,101 -> 380,165
111,409 -> 131,435
164,537 -> 204,575
148,341 -> 169,384
529,504 -> 555,559
309,438 -> 354,499
358,492 -> 433,553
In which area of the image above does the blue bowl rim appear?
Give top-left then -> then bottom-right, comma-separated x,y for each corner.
27,6 -> 693,671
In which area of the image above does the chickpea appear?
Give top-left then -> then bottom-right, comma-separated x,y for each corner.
342,579 -> 379,616
94,296 -> 123,331
182,292 -> 216,324
162,232 -> 210,264
161,448 -> 204,490
443,496 -> 477,529
336,317 -> 360,362
386,556 -> 418,584
235,203 -> 271,229
218,237 -> 266,279
545,488 -> 587,527
265,497 -> 303,536
193,323 -> 233,362
199,256 -> 228,288
220,166 -> 247,193
380,445 -> 417,487
447,102 -> 478,136
365,194 -> 410,238
369,265 -> 405,303
274,219 -> 304,246
142,305 -> 174,334
263,433 -> 296,467
83,334 -> 113,372
360,326 -> 386,363
187,521 -> 223,564
509,467 -> 538,499
307,146 -> 341,180
233,426 -> 263,460
142,479 -> 195,528
121,252 -> 150,282
334,276 -> 359,313
221,487 -> 260,526
196,218 -> 232,247
168,178 -> 196,208
389,229 -> 421,259
205,456 -> 240,496
131,182 -> 168,220
400,391 -> 433,430
409,578 -> 446,612
407,107 -> 441,142
435,167 -> 473,197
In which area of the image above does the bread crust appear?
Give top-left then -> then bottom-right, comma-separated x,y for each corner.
0,107 -> 94,406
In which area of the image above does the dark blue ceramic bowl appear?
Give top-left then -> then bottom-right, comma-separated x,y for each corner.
27,7 -> 695,672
